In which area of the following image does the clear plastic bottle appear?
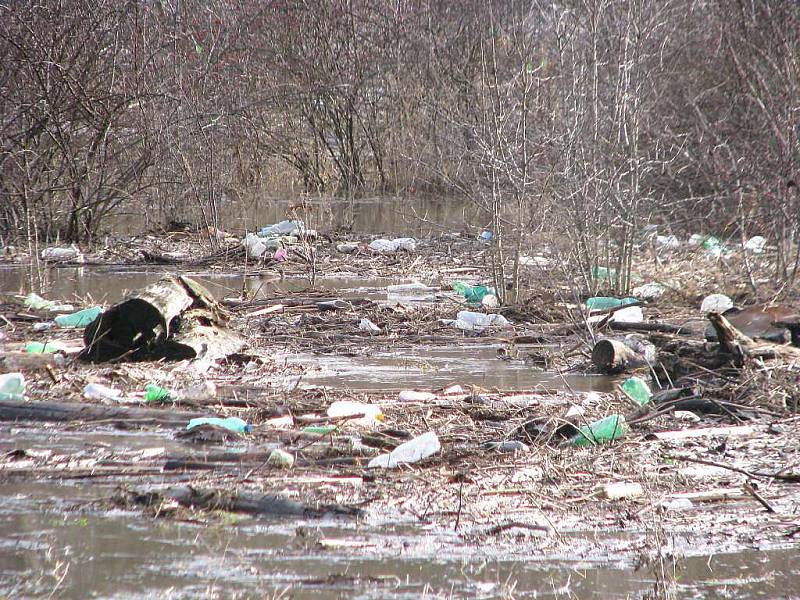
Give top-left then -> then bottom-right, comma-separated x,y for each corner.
83,383 -> 122,401
54,306 -> 102,328
187,416 -> 252,434
0,373 -> 25,401
368,431 -> 440,468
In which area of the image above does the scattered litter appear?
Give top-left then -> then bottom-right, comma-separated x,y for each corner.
620,376 -> 652,406
368,431 -> 440,468
566,414 -> 628,447
584,297 -> 638,311
187,417 -> 252,434
327,401 -> 384,427
596,482 -> 643,500
398,390 -> 436,402
632,283 -> 665,300
260,219 -> 306,237
701,293 -> 733,314
40,246 -> 82,262
267,449 -> 295,469
0,373 -> 25,401
83,383 -> 123,402
453,311 -> 510,332
368,237 -> 416,253
358,318 -> 381,334
25,341 -> 68,354
655,235 -> 680,249
744,235 -> 766,254
565,404 -> 585,418
23,293 -> 74,313
54,306 -> 102,328
273,247 -> 289,262
660,498 -> 694,511
452,281 -> 496,305
484,440 -> 529,453
478,230 -> 492,242
674,411 -> 701,423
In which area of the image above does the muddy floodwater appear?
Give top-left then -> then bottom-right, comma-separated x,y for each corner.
1,428 -> 798,599
2,214 -> 799,599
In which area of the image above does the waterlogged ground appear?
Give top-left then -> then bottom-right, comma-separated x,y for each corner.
1,429 -> 798,599
2,217 -> 800,598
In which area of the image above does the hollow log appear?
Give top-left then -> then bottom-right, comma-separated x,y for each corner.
591,338 -> 646,374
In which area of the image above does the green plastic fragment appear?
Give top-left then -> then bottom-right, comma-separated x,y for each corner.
24,341 -> 67,354
584,297 -> 638,311
145,384 -> 172,403
302,425 -> 338,435
621,376 -> 652,406
568,414 -> 628,447
187,416 -> 252,434
54,306 -> 102,328
452,281 -> 496,304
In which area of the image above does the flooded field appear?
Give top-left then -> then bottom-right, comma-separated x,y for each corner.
1,212 -> 799,599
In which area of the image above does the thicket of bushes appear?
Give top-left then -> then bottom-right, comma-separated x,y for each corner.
1,0 -> 797,285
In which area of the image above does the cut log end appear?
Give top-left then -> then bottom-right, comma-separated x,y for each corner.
592,339 -> 643,374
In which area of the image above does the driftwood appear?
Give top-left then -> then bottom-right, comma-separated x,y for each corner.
0,399 -> 206,427
125,485 -> 362,517
83,275 -> 243,362
709,312 -> 800,365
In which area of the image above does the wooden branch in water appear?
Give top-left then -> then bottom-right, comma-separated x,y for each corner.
0,399 -> 206,427
591,338 -> 647,374
127,485 -> 362,517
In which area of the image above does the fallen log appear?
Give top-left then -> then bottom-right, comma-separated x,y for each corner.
125,485 -> 362,517
591,335 -> 654,374
0,399 -> 206,427
709,312 -> 800,365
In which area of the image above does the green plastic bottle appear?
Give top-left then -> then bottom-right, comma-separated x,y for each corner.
302,425 -> 338,435
452,281 -> 496,304
145,384 -> 172,403
54,306 -> 102,328
584,297 -> 638,311
621,376 -> 652,406
24,341 -> 67,354
568,414 -> 628,447
186,417 -> 252,434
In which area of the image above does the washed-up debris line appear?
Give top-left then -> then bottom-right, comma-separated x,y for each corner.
0,225 -> 798,565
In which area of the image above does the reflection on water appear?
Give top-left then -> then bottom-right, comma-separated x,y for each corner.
0,477 -> 796,599
296,344 -> 616,393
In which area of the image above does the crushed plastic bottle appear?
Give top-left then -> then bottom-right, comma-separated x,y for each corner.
25,341 -> 68,354
267,448 -> 295,468
744,236 -> 766,254
655,235 -> 680,249
242,233 -> 269,259
454,311 -> 510,332
83,383 -> 123,402
368,431 -> 441,468
187,417 -> 252,434
358,318 -> 381,335
368,237 -> 416,253
701,293 -> 733,313
145,384 -> 172,403
632,283 -> 665,300
54,306 -> 102,328
452,281 -> 496,304
40,246 -> 82,262
327,401 -> 384,426
584,297 -> 638,311
620,376 -> 652,406
478,230 -> 493,242
23,293 -> 74,313
260,219 -> 305,237
0,373 -> 25,401
566,414 -> 628,447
